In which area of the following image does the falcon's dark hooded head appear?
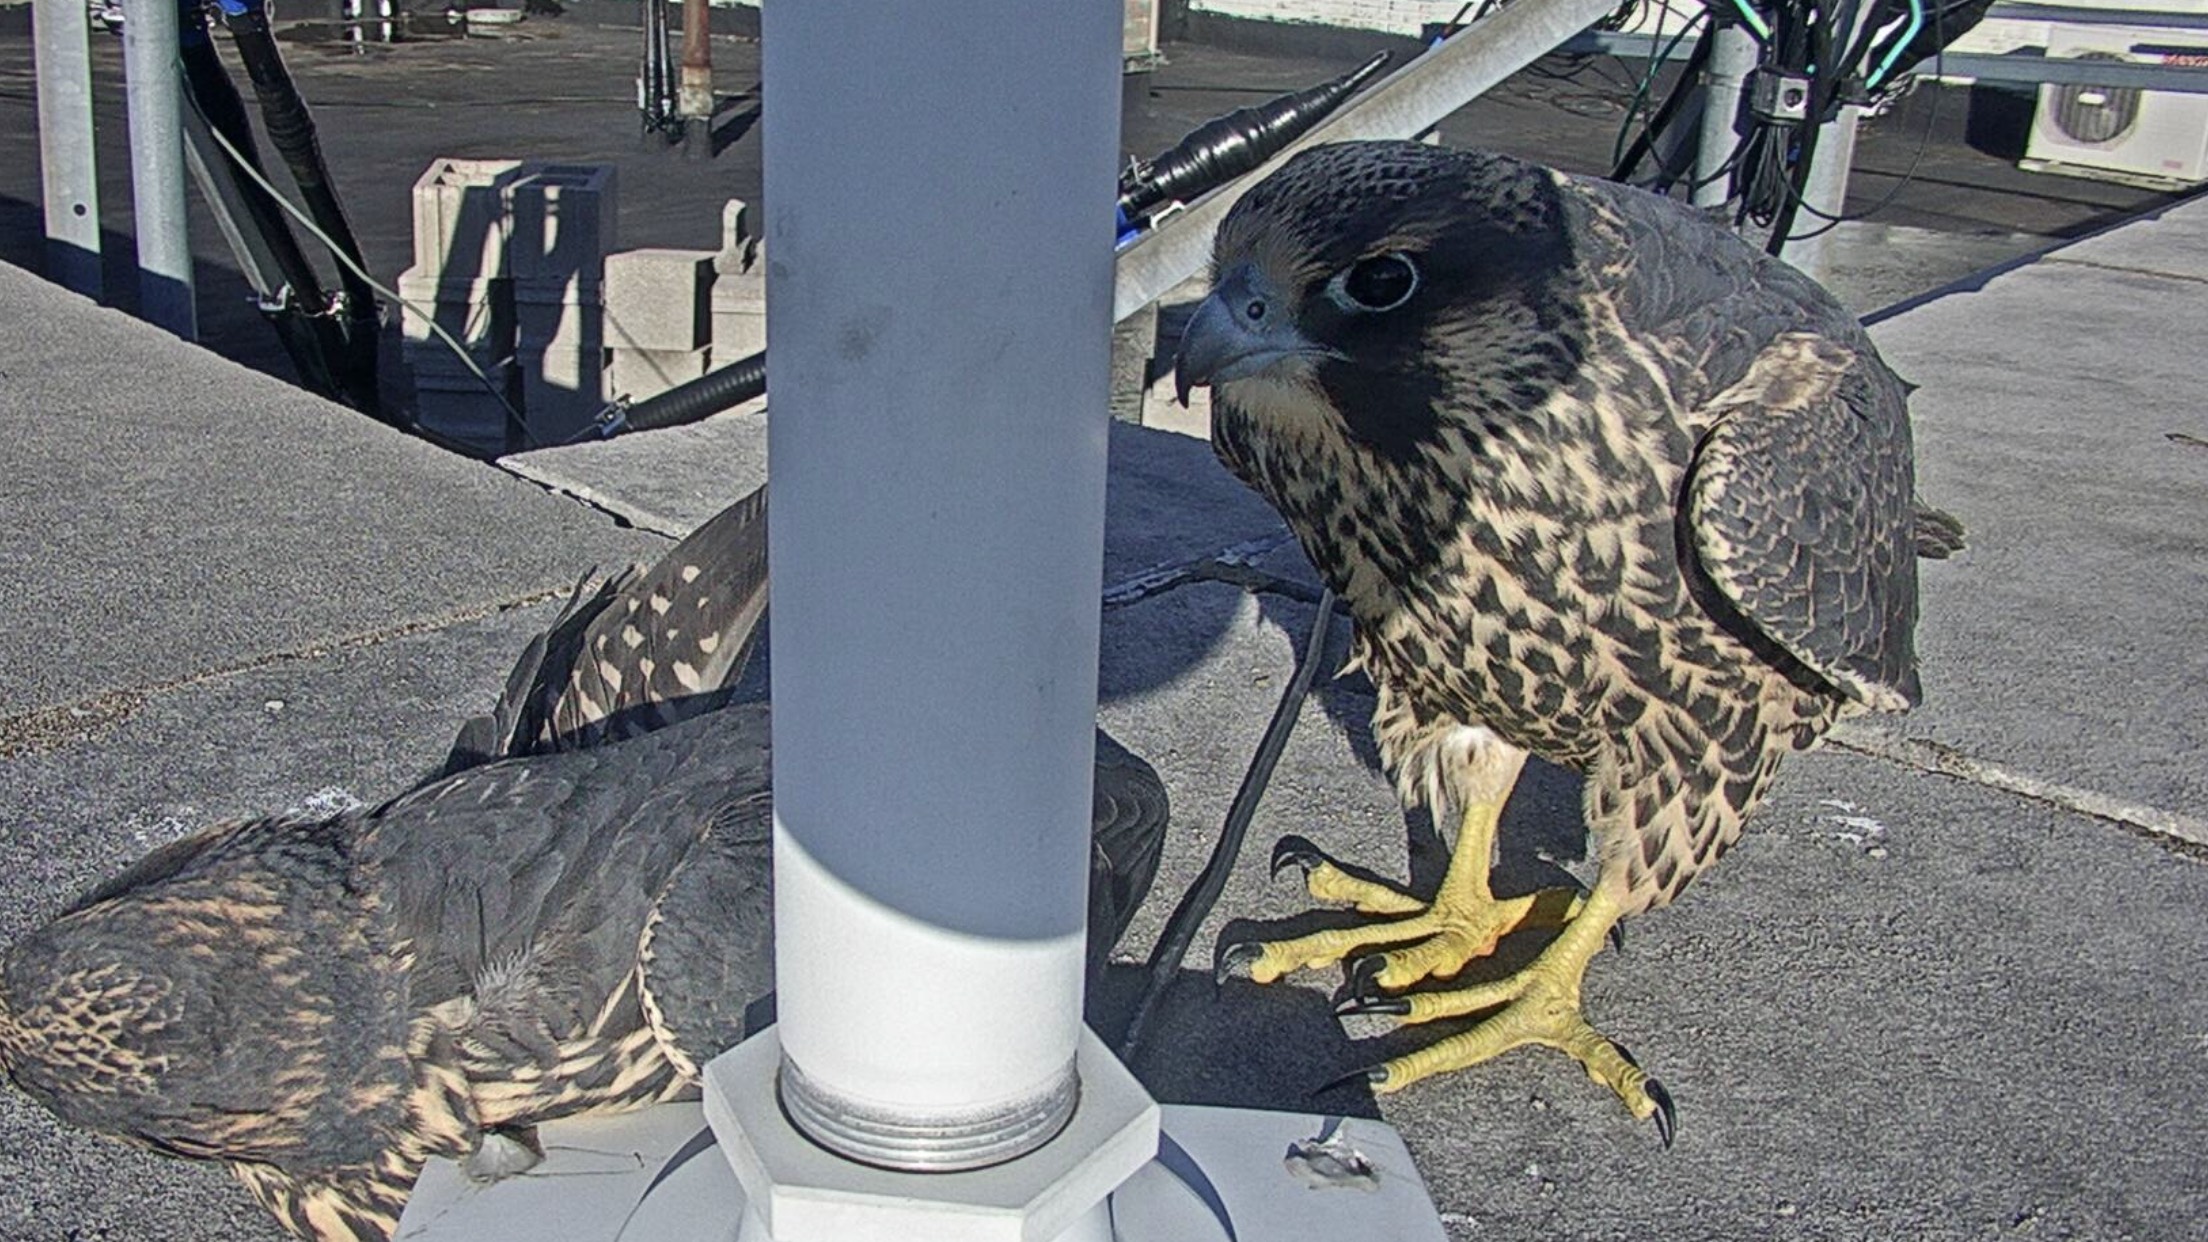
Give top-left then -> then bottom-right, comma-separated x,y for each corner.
1177,143 -> 1592,467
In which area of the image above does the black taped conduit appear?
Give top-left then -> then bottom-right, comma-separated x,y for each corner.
217,0 -> 381,414
177,9 -> 356,404
1118,50 -> 1390,226
619,350 -> 768,434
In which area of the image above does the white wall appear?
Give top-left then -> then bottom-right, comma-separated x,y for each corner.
1190,0 -> 1448,36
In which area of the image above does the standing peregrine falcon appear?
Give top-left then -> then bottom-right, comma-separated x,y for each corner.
0,485 -> 1169,1241
1176,141 -> 1935,1140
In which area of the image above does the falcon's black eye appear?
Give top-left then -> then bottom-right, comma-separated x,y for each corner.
1331,253 -> 1420,313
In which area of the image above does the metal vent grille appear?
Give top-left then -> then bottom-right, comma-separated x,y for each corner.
2050,52 -> 2143,145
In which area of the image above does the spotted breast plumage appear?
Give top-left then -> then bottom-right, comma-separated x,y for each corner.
1176,141 -> 1955,1139
0,483 -> 1169,1240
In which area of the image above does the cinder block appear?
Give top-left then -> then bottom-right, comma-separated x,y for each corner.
515,295 -> 603,352
1109,302 -> 1158,424
412,364 -> 520,456
716,198 -> 757,276
513,270 -> 601,306
605,248 -> 715,352
1141,367 -> 1210,438
517,345 -> 608,448
529,338 -> 605,395
395,266 -> 514,369
412,158 -> 526,283
710,267 -> 767,362
414,392 -> 514,457
505,163 -> 617,285
608,345 -> 713,401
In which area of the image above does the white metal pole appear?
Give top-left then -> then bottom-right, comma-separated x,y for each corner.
1781,2 -> 1876,282
760,0 -> 1121,1179
1780,101 -> 1861,282
32,0 -> 103,299
122,0 -> 196,338
1693,22 -> 1757,210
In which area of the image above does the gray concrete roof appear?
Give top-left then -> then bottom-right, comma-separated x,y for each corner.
4,190 -> 2207,1241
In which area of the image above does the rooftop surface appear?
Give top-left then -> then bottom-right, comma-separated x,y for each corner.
3,8 -> 2207,1242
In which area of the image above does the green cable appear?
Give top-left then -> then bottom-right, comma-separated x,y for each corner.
1611,9 -> 1709,172
1726,0 -> 1771,41
1867,0 -> 1926,89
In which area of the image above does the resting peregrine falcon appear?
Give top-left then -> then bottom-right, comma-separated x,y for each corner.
1176,141 -> 1935,1140
0,485 -> 1169,1242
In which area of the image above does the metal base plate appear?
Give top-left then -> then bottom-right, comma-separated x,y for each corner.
398,1100 -> 1449,1241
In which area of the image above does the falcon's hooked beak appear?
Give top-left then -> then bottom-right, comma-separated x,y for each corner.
1174,263 -> 1334,406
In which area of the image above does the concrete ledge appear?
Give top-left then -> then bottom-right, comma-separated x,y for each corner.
0,261 -> 658,719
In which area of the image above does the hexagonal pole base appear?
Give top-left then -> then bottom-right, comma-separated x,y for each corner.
702,1026 -> 1158,1242
397,1061 -> 1453,1242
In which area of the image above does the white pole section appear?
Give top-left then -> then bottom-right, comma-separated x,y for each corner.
122,0 -> 196,338
1693,23 -> 1757,210
32,0 -> 103,299
761,0 -> 1122,1174
1779,102 -> 1861,283
1781,4 -> 1875,283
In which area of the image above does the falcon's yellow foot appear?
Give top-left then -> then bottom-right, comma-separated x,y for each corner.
1209,839 -> 1589,985
1334,884 -> 1675,1145
1215,827 -> 1581,990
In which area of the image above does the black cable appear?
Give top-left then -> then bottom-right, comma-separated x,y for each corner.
1119,52 -> 1390,223
1771,56 -> 1945,243
1610,20 -> 1714,187
177,22 -> 327,310
219,0 -> 381,412
1116,588 -> 1340,1063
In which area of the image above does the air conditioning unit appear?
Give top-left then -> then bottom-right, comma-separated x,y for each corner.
2025,22 -> 2208,187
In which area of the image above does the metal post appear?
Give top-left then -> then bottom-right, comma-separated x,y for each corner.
33,0 -> 103,299
1780,101 -> 1860,280
180,103 -> 284,304
1693,22 -> 1757,210
122,0 -> 196,337
753,0 -> 1128,1213
678,0 -> 713,120
1780,2 -> 1874,281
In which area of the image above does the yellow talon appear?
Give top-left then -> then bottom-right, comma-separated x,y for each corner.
1231,790 -> 1583,988
1302,860 -> 1424,914
1357,884 -> 1676,1143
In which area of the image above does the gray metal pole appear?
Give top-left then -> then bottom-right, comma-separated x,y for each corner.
32,0 -> 103,299
123,0 -> 197,338
759,0 -> 1124,1185
180,106 -> 284,304
1693,23 -> 1757,210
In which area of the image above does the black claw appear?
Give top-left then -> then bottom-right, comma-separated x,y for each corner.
1313,1065 -> 1389,1098
1334,995 -> 1411,1018
1346,954 -> 1389,1003
1646,1076 -> 1677,1149
1213,941 -> 1263,989
1269,834 -> 1326,880
1608,923 -> 1627,954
